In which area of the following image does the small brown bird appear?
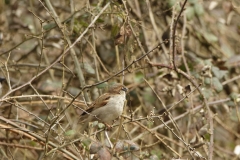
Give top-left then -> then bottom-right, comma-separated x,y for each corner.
79,83 -> 127,129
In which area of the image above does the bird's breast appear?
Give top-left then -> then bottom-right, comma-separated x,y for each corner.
108,93 -> 125,112
95,93 -> 125,123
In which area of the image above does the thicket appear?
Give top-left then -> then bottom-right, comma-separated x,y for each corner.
0,0 -> 240,159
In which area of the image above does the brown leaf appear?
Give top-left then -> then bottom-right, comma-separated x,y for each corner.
115,25 -> 132,45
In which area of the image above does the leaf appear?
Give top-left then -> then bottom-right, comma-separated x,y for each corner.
186,7 -> 195,20
221,43 -> 235,57
97,18 -> 104,23
188,0 -> 198,4
212,77 -> 223,92
194,3 -> 205,16
111,25 -> 120,37
230,92 -> 238,101
97,122 -> 105,129
201,88 -> 213,99
79,20 -> 88,27
81,62 -> 95,75
43,23 -> 56,30
143,87 -> 156,104
64,130 -> 75,136
226,55 -> 240,67
81,138 -> 92,148
203,32 -> 218,42
134,72 -> 144,83
96,82 -> 108,89
204,77 -> 211,85
114,25 -> 132,45
38,80 -> 61,92
212,66 -> 228,79
167,0 -> 177,7
198,124 -> 209,136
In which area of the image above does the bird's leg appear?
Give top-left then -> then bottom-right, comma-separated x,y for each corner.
103,122 -> 112,131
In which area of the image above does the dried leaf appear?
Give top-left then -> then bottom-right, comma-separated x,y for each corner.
114,25 -> 132,45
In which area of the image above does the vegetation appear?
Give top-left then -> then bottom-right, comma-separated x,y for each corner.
0,0 -> 240,159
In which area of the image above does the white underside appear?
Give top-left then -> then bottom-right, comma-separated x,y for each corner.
90,91 -> 126,123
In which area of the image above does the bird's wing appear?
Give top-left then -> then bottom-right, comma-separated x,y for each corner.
81,93 -> 111,116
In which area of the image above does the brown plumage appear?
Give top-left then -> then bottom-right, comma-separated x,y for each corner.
79,83 -> 127,130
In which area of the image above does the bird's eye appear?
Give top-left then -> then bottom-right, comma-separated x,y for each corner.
121,87 -> 127,92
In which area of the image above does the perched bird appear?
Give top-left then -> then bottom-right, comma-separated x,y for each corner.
79,83 -> 127,129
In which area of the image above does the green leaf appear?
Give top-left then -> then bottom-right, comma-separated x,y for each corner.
188,0 -> 198,4
186,7 -> 195,20
43,23 -> 56,30
167,0 -> 177,7
65,130 -> 75,136
111,25 -> 120,37
134,72 -> 144,83
194,3 -> 205,16
81,138 -> 92,148
204,59 -> 213,66
97,18 -> 104,23
201,88 -> 213,99
98,122 -> 105,129
204,77 -> 211,85
143,87 -> 155,104
230,92 -> 238,101
96,82 -> 108,89
212,77 -> 223,92
221,43 -> 234,57
81,63 -> 95,75
79,20 -> 88,27
203,32 -> 218,42
212,66 -> 228,79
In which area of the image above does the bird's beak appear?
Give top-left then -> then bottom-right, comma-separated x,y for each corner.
121,86 -> 128,92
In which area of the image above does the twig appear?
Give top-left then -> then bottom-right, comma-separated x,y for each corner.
0,2 -> 111,100
0,141 -> 43,150
146,0 -> 168,56
0,116 -> 79,159
222,74 -> 240,85
171,0 -> 187,70
144,78 -> 195,158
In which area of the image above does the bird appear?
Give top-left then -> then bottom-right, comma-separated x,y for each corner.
79,83 -> 127,130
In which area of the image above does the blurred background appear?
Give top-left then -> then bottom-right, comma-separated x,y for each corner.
0,0 -> 240,159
